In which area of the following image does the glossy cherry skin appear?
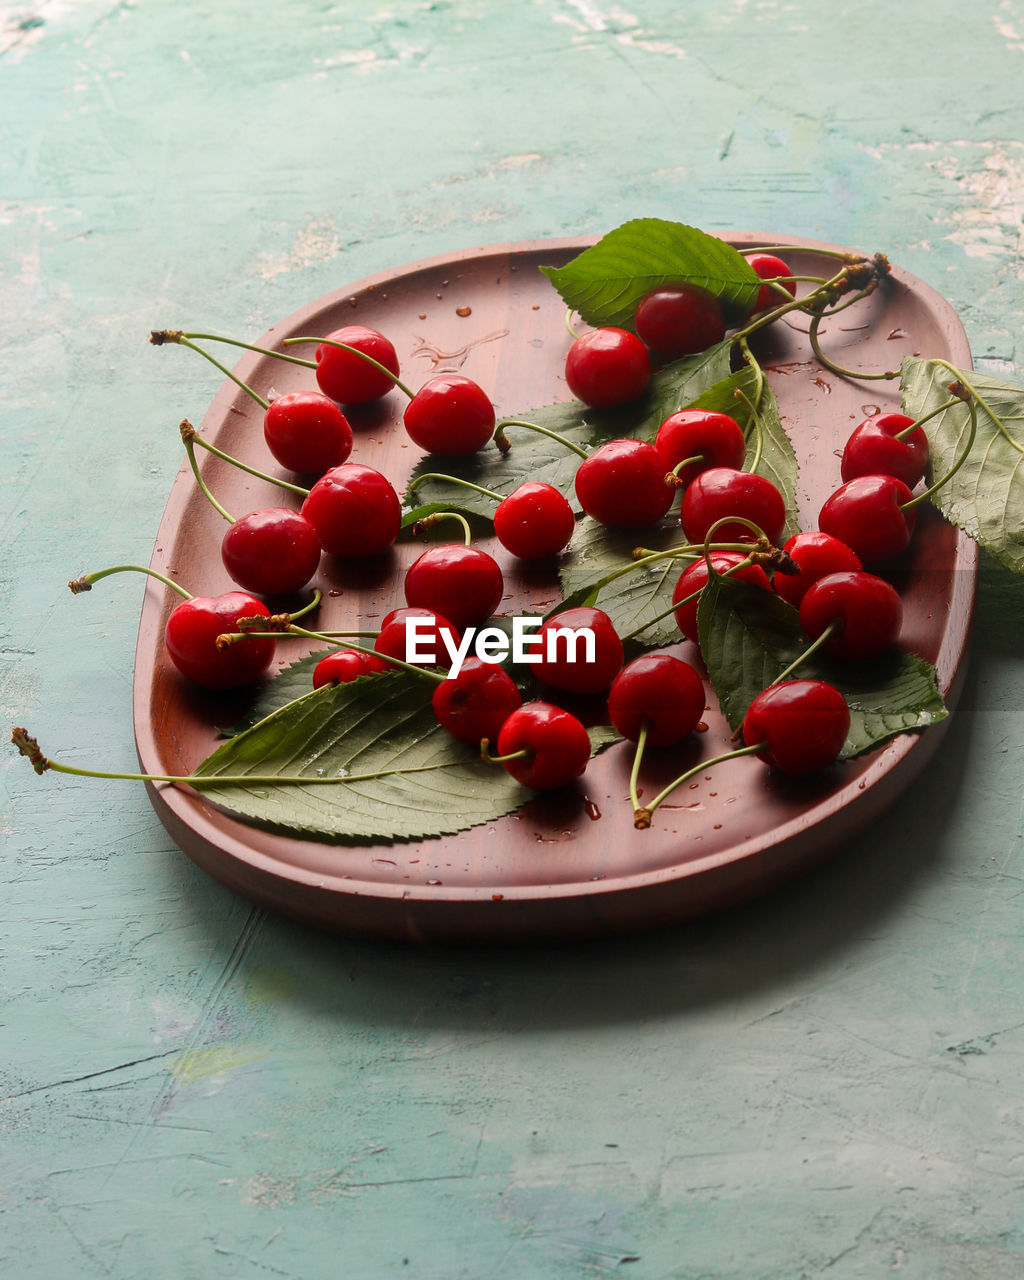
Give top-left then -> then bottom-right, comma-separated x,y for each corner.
746,254 -> 797,314
840,413 -> 930,488
164,592 -> 275,690
533,606 -> 624,696
633,284 -> 726,358
574,439 -> 674,528
312,648 -> 389,688
799,570 -> 903,660
818,474 -> 916,564
404,544 -> 504,630
672,552 -> 771,644
742,679 -> 850,776
432,658 -> 523,747
494,701 -> 591,791
680,466 -> 786,546
263,391 -> 353,475
773,531 -> 862,608
564,328 -> 651,409
314,326 -> 400,404
653,409 -> 746,489
220,508 -> 322,596
493,482 -> 575,559
403,374 -> 495,455
607,654 -> 706,748
374,607 -> 461,669
300,463 -> 401,558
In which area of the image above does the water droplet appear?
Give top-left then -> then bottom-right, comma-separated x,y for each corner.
491,893 -> 504,901
584,797 -> 601,821
348,297 -> 358,307
861,404 -> 882,417
418,313 -> 427,320
456,306 -> 472,317
887,327 -> 909,340
427,878 -> 443,886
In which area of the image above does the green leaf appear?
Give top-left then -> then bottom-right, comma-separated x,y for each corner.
901,357 -> 1024,574
193,669 -> 619,844
696,573 -> 948,758
540,219 -> 761,329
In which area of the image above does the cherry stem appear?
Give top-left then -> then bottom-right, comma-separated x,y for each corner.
236,590 -> 322,633
619,553 -> 759,642
405,472 -> 503,503
740,245 -> 866,264
479,741 -> 529,767
666,454 -> 705,485
628,721 -> 649,816
152,329 -> 317,371
273,624 -> 446,685
901,387 -> 977,512
11,726 -> 455,789
634,742 -> 762,829
68,564 -> 192,601
180,419 -> 310,499
730,261 -> 863,345
182,431 -> 235,524
894,395 -> 959,442
807,307 -> 899,382
283,336 -> 415,399
412,510 -> 473,546
493,418 -> 588,459
732,385 -> 764,475
769,619 -> 841,686
564,309 -> 582,341
928,360 -> 1024,458
151,332 -> 270,411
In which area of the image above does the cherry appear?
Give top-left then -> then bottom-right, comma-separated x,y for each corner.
772,531 -> 862,608
404,543 -> 504,630
490,701 -> 591,790
220,507 -> 321,597
533,606 -> 623,695
818,474 -> 916,564
680,467 -> 786,546
312,648 -> 389,688
607,654 -> 705,747
564,328 -> 650,409
263,391 -> 353,475
493,482 -> 575,559
574,439 -> 674,528
431,657 -> 522,747
633,284 -> 725,359
374,607 -> 461,669
300,463 -> 401,558
164,592 -> 275,689
671,552 -> 771,644
741,679 -> 850,776
799,570 -> 903,661
403,373 -> 495,455
653,409 -> 746,489
840,412 -> 930,488
314,326 -> 400,404
746,254 -> 797,314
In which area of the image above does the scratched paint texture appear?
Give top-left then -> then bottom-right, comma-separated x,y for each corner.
3,1 -> 1024,1276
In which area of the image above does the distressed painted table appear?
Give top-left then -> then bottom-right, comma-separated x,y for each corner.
3,3 -> 1024,1276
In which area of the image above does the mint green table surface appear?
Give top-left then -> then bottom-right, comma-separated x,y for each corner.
4,4 -> 1024,1277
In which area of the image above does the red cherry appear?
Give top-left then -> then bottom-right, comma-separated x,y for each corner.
300,463 -> 401,558
403,374 -> 495,455
164,592 -> 275,689
220,508 -> 322,597
742,679 -> 850,776
653,409 -> 746,489
263,391 -> 353,475
574,439 -> 674,528
494,702 -> 591,790
840,413 -> 930,488
431,658 -> 523,747
607,654 -> 706,747
773,531 -> 862,607
493,482 -> 575,559
312,648 -> 389,688
798,570 -> 903,660
671,552 -> 771,643
680,467 -> 786,546
404,544 -> 504,630
564,328 -> 651,409
314,326 -> 399,404
374,607 -> 461,669
818,474 -> 916,564
533,606 -> 623,696
633,285 -> 726,359
746,254 -> 797,314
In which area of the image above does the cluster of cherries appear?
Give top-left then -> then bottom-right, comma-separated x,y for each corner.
62,245 -> 964,831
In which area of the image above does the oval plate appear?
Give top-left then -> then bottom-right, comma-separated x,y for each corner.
134,234 -> 976,943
